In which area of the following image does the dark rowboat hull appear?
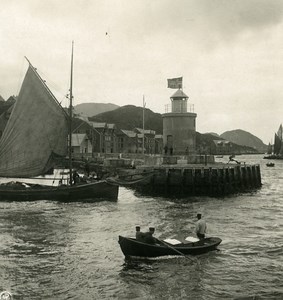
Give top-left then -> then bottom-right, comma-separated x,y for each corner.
0,180 -> 119,202
118,236 -> 222,258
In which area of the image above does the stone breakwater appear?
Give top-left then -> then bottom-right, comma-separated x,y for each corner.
132,163 -> 261,196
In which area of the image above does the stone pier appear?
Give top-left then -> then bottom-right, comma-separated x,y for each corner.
132,163 -> 262,197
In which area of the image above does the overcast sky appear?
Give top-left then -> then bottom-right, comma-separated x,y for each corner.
1,0 -> 283,143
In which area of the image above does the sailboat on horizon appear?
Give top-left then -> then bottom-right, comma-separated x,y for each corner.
0,43 -> 119,201
264,123 -> 283,160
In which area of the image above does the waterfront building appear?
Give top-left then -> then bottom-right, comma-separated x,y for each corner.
116,129 -> 138,153
71,133 -> 92,155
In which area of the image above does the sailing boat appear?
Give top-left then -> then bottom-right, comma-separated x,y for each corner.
264,124 -> 283,159
0,44 -> 119,201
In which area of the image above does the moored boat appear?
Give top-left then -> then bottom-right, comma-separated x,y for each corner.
0,180 -> 118,201
0,44 -> 119,201
118,235 -> 222,258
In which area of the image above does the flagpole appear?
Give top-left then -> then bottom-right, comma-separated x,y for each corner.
142,95 -> 145,155
69,41 -> 74,186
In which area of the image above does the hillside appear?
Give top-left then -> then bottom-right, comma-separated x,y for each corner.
74,103 -> 119,117
205,132 -> 220,137
89,105 -> 163,133
196,132 -> 258,154
220,129 -> 267,153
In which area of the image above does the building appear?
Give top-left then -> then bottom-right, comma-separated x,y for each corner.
116,129 -> 138,153
162,89 -> 197,155
134,128 -> 156,154
89,122 -> 117,154
71,133 -> 92,156
154,134 -> 163,154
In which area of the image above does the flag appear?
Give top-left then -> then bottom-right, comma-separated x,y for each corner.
167,77 -> 182,89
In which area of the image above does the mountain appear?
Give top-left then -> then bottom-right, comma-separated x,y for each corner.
205,132 -> 220,137
220,129 -> 267,153
74,103 -> 119,117
89,105 -> 163,133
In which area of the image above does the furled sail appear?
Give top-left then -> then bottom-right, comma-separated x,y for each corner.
267,143 -> 272,155
277,124 -> 283,141
273,133 -> 281,155
0,63 -> 69,177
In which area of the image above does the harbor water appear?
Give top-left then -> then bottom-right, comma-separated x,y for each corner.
0,154 -> 282,299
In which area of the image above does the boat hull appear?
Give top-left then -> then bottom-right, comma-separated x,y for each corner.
118,236 -> 222,258
0,181 -> 119,202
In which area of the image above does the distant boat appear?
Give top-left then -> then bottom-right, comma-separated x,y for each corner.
0,44 -> 118,201
264,124 -> 283,160
266,162 -> 275,167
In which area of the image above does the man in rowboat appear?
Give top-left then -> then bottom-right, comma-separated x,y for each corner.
195,213 -> 207,240
143,227 -> 156,244
135,226 -> 145,241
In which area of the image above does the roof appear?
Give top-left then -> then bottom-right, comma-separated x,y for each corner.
107,124 -> 115,129
121,129 -> 136,138
71,133 -> 88,146
171,89 -> 188,99
88,122 -> 106,128
77,115 -> 89,122
135,128 -> 156,135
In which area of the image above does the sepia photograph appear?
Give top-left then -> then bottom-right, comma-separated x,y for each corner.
0,0 -> 282,299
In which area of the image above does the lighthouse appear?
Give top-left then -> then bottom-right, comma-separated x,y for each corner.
162,88 -> 197,155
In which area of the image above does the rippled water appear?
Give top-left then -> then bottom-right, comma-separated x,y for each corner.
0,155 -> 282,299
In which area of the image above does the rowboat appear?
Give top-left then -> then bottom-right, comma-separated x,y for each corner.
118,235 -> 222,258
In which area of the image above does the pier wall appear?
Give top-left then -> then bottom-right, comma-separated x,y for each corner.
134,164 -> 262,197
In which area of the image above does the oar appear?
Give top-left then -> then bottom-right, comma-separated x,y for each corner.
155,238 -> 196,262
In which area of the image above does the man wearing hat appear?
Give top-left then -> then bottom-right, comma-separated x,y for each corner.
143,227 -> 156,244
135,226 -> 145,242
195,213 -> 207,240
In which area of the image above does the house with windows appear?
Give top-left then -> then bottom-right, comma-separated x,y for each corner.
116,129 -> 138,153
72,118 -> 117,154
89,122 -> 117,154
134,128 -> 156,154
71,133 -> 92,157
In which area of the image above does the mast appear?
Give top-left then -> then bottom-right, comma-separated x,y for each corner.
69,41 -> 74,185
142,95 -> 145,155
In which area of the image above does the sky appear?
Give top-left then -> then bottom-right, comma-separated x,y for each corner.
1,0 -> 283,144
